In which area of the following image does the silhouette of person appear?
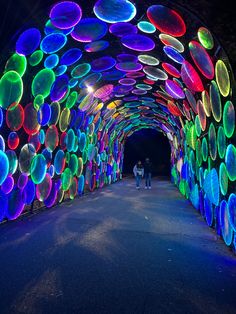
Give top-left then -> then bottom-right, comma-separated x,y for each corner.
133,160 -> 144,189
144,157 -> 152,189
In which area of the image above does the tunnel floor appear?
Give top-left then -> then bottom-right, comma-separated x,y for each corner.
0,178 -> 236,314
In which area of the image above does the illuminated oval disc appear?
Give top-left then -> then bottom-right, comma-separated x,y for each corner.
162,63 -> 180,78
109,22 -> 137,37
181,61 -> 204,92
189,41 -> 214,79
138,21 -> 156,33
219,163 -> 228,196
217,126 -> 226,159
159,34 -> 184,52
16,28 -> 41,56
30,154 -> 47,184
50,1 -> 82,29
215,60 -> 230,97
220,200 -> 233,245
197,27 -> 214,50
71,18 -> 108,42
93,0 -> 136,23
208,123 -> 217,161
121,34 -> 155,51
165,80 -> 185,99
0,71 -> 23,109
143,66 -> 167,80
225,144 -> 236,181
210,80 -> 222,122
147,5 -> 186,37
223,101 -> 235,138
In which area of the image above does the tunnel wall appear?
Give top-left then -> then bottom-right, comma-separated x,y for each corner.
0,0 -> 235,251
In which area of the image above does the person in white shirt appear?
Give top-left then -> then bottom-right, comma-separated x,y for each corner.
133,160 -> 144,189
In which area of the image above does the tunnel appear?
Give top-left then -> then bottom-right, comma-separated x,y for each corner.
0,0 -> 235,254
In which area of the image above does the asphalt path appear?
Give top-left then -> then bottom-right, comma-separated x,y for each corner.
0,178 -> 236,314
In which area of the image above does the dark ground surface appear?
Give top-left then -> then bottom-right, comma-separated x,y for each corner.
0,178 -> 236,314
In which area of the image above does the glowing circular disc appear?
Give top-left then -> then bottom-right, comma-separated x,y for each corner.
138,21 -> 156,33
165,80 -> 185,99
30,154 -> 47,184
181,61 -> 204,92
220,200 -> 233,245
91,56 -> 116,72
16,28 -> 41,56
215,60 -> 230,97
225,144 -> 236,181
197,27 -> 214,50
71,18 -> 108,42
143,66 -> 167,80
217,126 -> 226,159
93,0 -> 136,23
147,5 -> 186,37
6,103 -> 24,131
60,48 -> 82,66
41,33 -> 67,54
162,63 -> 180,78
219,163 -> 228,196
189,41 -> 214,79
159,34 -> 184,52
19,144 -> 36,174
109,22 -> 137,37
0,151 -> 9,185
85,40 -> 109,52
208,123 -> 217,161
121,34 -> 155,51
50,1 -> 82,29
163,46 -> 184,64
0,71 -> 23,109
210,80 -> 222,122
223,101 -> 235,138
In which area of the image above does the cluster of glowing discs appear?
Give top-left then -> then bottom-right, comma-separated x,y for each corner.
0,0 -> 235,253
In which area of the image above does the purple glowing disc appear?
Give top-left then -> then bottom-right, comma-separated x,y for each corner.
50,1 -> 82,29
165,79 -> 185,99
91,56 -> 116,72
119,78 -> 136,85
121,34 -> 155,51
71,18 -> 108,42
109,22 -> 137,37
117,54 -> 138,63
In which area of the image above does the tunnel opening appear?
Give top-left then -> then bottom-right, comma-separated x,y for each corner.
123,128 -> 171,177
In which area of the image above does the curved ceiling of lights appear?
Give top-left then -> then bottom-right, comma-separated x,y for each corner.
0,0 -> 235,249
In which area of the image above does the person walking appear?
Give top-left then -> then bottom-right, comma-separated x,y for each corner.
144,157 -> 152,189
133,160 -> 144,189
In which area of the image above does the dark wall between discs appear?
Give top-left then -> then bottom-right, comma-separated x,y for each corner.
123,129 -> 171,176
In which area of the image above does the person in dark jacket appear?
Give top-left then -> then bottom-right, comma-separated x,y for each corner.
144,157 -> 152,189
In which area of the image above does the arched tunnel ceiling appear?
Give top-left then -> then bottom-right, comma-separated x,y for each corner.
0,0 -> 236,251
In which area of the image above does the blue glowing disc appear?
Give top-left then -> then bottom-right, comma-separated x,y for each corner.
16,28 -> 41,56
93,0 -> 136,23
71,18 -> 108,42
60,48 -> 82,66
91,56 -> 116,72
41,33 -> 67,54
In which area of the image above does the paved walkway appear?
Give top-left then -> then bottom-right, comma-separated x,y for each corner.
0,178 -> 236,314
